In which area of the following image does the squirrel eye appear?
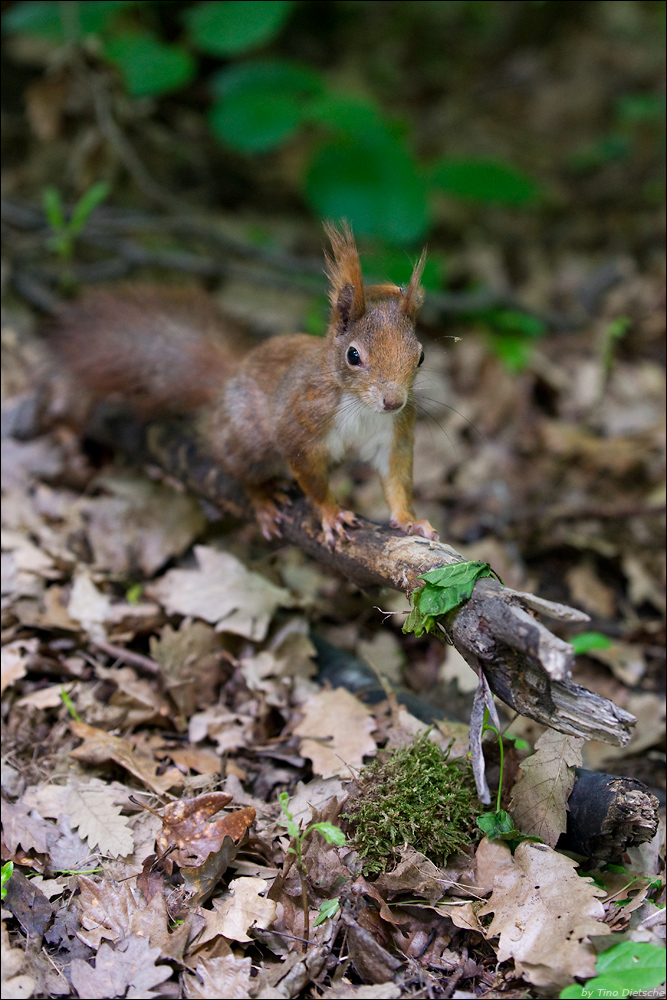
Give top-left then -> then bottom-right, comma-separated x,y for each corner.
418,350 -> 425,366
347,346 -> 362,366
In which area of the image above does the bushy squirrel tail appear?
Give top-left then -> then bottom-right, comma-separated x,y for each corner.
46,284 -> 238,419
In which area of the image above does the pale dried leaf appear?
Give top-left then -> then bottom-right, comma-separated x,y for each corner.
199,877 -> 276,944
67,572 -> 111,641
1,799 -> 53,855
64,781 -> 134,857
70,936 -> 170,1000
80,472 -> 207,576
1,638 -> 37,694
183,955 -> 252,999
477,840 -> 610,988
508,730 -> 584,847
294,688 -> 376,778
148,545 -> 293,641
1,921 -> 36,1000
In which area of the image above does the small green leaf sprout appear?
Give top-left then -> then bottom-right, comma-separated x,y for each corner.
278,791 -> 345,943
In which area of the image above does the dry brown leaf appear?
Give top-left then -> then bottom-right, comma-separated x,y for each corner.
95,664 -> 173,728
148,545 -> 293,641
508,730 -> 584,847
583,691 -> 666,769
197,877 -> 276,944
70,936 -> 171,1000
1,637 -> 38,694
1,799 -> 52,855
69,721 -> 180,795
79,472 -> 207,576
183,955 -> 252,1000
293,687 -> 376,778
477,839 -> 610,988
149,620 -> 222,718
156,793 -> 255,871
76,875 -> 192,962
22,778 -> 134,857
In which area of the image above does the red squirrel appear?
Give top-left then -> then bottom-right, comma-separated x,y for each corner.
49,223 -> 438,548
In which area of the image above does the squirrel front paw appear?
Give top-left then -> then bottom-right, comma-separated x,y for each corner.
320,507 -> 360,550
390,515 -> 439,541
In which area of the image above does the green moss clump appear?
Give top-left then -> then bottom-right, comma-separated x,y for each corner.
343,732 -> 479,874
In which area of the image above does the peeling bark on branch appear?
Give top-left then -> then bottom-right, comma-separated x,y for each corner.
89,410 -> 636,748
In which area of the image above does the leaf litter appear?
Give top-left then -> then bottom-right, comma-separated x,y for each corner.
2,15 -> 666,999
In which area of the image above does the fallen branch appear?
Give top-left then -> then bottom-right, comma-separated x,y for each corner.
88,409 -> 636,748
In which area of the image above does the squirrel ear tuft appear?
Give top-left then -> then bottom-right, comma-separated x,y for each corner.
400,249 -> 427,319
334,283 -> 356,334
324,220 -> 365,324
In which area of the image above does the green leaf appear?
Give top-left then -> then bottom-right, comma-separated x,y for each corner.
210,59 -> 322,101
306,132 -> 429,245
209,59 -> 321,153
311,822 -> 346,846
306,93 -> 388,138
278,791 -> 292,819
313,897 -> 340,927
559,942 -> 667,998
431,157 -> 540,206
403,561 -> 495,636
69,182 -> 110,236
105,32 -> 196,98
616,92 -> 666,124
477,809 -> 516,839
570,631 -> 613,656
1,861 -> 13,900
2,0 -> 133,42
596,941 -> 666,991
185,0 -> 294,57
43,187 -> 65,231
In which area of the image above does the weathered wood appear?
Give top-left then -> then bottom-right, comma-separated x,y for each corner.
559,769 -> 660,862
89,410 -> 636,747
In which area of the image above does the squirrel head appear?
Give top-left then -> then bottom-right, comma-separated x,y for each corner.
323,222 -> 426,414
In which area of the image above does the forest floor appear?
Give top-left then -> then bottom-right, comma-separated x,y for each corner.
1,4 -> 665,998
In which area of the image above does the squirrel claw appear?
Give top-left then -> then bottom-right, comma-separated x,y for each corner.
391,516 -> 439,541
321,508 -> 360,549
254,500 -> 283,540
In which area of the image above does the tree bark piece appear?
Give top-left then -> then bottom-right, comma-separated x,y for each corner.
558,769 -> 660,862
88,411 -> 636,747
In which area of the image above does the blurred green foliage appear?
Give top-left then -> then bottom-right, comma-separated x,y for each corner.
2,0 -> 544,248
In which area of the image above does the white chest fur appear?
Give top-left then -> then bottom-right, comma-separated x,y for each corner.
326,392 -> 395,477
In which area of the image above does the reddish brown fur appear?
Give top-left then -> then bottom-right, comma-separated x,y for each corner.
47,226 -> 437,546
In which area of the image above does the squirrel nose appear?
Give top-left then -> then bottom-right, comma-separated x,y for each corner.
382,392 -> 405,412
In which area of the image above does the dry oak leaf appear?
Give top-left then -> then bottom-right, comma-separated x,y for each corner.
293,687 -> 376,778
148,545 -> 294,641
69,721 -> 180,795
76,875 -> 191,962
70,935 -> 171,1000
23,778 -> 134,857
1,798 -> 52,856
78,472 -> 207,577
183,955 -> 252,1000
477,839 -> 610,989
1,637 -> 38,694
156,792 -> 255,872
197,877 -> 277,945
508,730 -> 584,847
